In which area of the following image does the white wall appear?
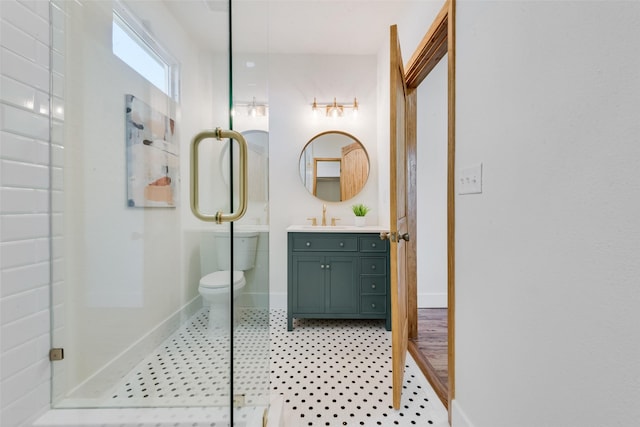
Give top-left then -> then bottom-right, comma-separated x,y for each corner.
417,55 -> 448,308
53,0 -> 225,396
0,2 -> 53,425
453,1 -> 640,426
268,53 -> 379,307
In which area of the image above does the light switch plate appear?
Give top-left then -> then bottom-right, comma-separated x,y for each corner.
458,163 -> 482,195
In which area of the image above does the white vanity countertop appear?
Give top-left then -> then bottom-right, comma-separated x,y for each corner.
287,225 -> 389,233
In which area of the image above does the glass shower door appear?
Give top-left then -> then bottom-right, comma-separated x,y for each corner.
49,0 -> 270,422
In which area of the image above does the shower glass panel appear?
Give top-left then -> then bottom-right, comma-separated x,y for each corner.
49,0 -> 270,421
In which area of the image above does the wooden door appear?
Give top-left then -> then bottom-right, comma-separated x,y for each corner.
341,142 -> 369,200
389,24 -> 410,410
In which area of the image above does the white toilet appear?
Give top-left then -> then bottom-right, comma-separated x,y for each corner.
199,231 -> 259,334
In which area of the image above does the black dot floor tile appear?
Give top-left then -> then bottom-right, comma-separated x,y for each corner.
108,308 -> 270,407
269,310 -> 447,426
105,308 -> 447,426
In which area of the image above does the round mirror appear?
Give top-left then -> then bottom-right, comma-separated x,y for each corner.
298,131 -> 369,202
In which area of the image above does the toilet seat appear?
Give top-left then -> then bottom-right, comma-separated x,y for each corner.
199,270 -> 245,290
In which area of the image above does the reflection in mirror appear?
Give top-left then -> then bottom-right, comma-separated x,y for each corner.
221,130 -> 269,200
221,130 -> 269,224
299,131 -> 369,202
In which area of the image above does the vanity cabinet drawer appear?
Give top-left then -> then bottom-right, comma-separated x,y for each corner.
360,277 -> 386,295
292,236 -> 357,252
359,237 -> 386,252
360,295 -> 387,314
360,257 -> 386,275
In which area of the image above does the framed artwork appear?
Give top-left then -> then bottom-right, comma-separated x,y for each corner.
125,94 -> 178,207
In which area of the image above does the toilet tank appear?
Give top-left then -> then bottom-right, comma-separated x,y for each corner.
214,231 -> 259,270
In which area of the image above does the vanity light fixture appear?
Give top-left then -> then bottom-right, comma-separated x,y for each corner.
233,97 -> 268,117
312,97 -> 359,118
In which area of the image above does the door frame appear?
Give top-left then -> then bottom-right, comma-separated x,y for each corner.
403,0 -> 456,418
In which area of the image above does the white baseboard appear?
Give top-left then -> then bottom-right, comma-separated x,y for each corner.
239,292 -> 269,309
239,292 -> 284,310
418,292 -> 447,308
269,292 -> 287,310
451,399 -> 476,427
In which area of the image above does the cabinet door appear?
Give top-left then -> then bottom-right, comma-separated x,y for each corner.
325,255 -> 358,314
292,254 -> 326,313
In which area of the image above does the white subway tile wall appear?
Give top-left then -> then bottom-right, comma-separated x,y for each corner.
1,1 -> 54,426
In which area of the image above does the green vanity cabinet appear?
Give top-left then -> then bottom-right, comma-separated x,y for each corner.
287,232 -> 391,331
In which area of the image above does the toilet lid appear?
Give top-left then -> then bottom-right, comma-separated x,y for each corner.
200,270 -> 245,289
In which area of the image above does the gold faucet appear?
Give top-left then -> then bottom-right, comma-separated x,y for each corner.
322,204 -> 327,226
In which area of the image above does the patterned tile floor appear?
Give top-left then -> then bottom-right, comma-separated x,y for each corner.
105,308 -> 448,426
109,308 -> 271,408
272,310 -> 448,426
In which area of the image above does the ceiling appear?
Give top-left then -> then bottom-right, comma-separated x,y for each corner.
164,1 -> 441,55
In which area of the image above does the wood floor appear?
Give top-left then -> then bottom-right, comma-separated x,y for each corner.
409,308 -> 448,407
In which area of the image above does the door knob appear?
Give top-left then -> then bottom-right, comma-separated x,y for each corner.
399,232 -> 410,241
380,232 -> 397,242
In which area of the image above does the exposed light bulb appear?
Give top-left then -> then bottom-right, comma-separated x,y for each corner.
329,98 -> 341,118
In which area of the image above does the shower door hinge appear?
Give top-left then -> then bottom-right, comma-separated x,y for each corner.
49,348 -> 64,361
233,394 -> 245,407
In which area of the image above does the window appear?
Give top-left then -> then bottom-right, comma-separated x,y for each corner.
112,7 -> 179,100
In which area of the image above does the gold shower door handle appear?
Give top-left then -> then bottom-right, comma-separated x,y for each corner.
190,128 -> 248,223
